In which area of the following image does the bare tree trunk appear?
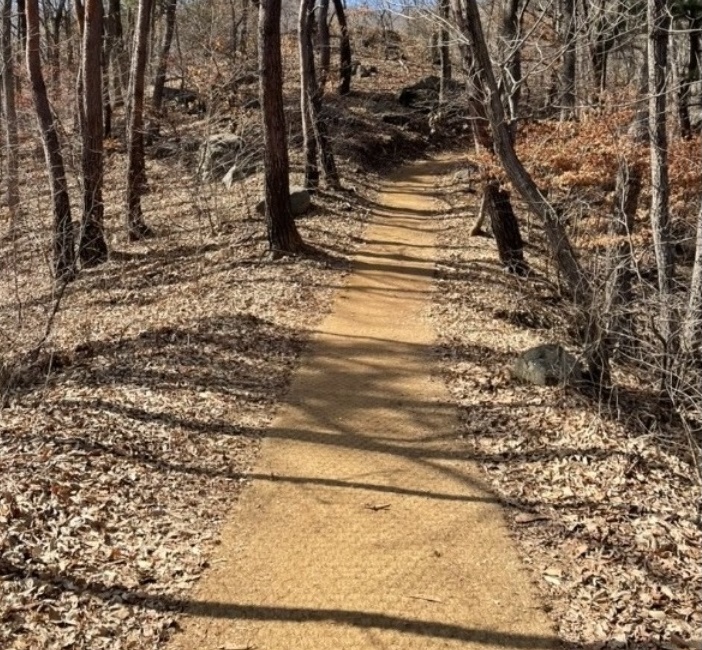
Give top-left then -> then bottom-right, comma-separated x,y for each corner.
678,20 -> 701,140
300,0 -> 319,190
500,0 -> 521,137
332,0 -> 351,96
484,181 -> 527,275
79,0 -> 109,266
317,0 -> 330,89
16,0 -> 26,51
452,0 -> 609,382
648,0 -> 675,350
628,59 -> 649,143
106,0 -> 129,106
259,0 -> 304,254
2,0 -> 20,229
151,0 -> 177,111
48,0 -> 67,99
439,0 -> 452,101
683,201 -> 702,353
560,0 -> 576,119
26,0 -> 75,278
604,161 -> 641,347
300,0 -> 339,191
125,0 -> 155,240
239,0 -> 249,56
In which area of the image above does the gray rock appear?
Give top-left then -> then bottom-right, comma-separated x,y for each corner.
198,134 -> 245,181
222,163 -> 257,188
511,344 -> 584,386
255,186 -> 311,217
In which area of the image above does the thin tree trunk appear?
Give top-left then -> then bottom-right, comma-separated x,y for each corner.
259,0 -> 304,254
49,0 -> 66,98
239,0 -> 249,56
501,0 -> 521,137
560,0 -> 576,119
678,20 -> 700,140
453,0 -> 609,382
648,0 -> 674,350
484,181 -> 527,275
125,0 -> 155,240
317,0 -> 330,89
79,0 -> 109,266
2,0 -> 20,229
331,0 -> 351,95
106,0 -> 129,106
26,0 -> 75,278
439,0 -> 451,101
151,0 -> 176,111
16,0 -> 26,51
604,161 -> 641,347
683,201 -> 702,353
300,0 -> 319,190
300,0 -> 339,190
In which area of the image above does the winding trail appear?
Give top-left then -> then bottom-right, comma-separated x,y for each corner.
170,159 -> 557,649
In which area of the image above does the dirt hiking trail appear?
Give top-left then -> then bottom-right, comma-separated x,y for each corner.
170,159 -> 558,649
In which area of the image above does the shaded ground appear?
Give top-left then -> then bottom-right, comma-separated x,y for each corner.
168,158 -> 556,649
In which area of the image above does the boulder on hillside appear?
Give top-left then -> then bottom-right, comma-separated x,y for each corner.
256,186 -> 311,217
198,133 -> 246,181
222,163 -> 258,188
511,344 -> 584,386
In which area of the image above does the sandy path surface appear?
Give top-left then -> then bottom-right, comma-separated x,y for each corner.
169,159 -> 558,649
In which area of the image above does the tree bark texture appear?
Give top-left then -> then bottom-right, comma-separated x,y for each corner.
2,0 -> 20,228
648,0 -> 674,348
317,0 -> 330,90
300,0 -> 340,190
26,0 -> 75,278
106,0 -> 129,106
259,0 -> 304,254
125,0 -> 155,240
439,0 -> 452,101
484,182 -> 527,275
300,0 -> 319,190
560,0 -> 576,119
500,0 -> 521,136
332,0 -> 351,95
604,161 -> 641,347
684,200 -> 702,354
678,20 -> 701,139
79,0 -> 109,266
151,0 -> 177,111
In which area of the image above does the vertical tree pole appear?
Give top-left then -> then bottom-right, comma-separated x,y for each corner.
648,0 -> 675,351
26,0 -> 75,278
317,0 -> 331,89
125,0 -> 155,240
560,0 -> 576,119
79,0 -> 109,266
2,0 -> 21,229
332,0 -> 351,95
151,0 -> 177,111
300,0 -> 319,191
259,0 -> 304,254
300,0 -> 340,190
439,0 -> 452,102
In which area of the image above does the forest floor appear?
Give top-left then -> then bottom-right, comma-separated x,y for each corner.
1,42 -> 700,649
167,156 -> 556,650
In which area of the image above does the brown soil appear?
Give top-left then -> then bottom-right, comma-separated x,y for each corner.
169,158 -> 556,649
